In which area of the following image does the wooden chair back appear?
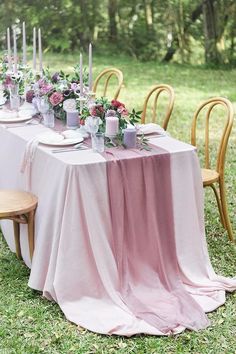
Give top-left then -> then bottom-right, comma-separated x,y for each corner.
141,84 -> 175,130
92,68 -> 124,100
191,97 -> 234,176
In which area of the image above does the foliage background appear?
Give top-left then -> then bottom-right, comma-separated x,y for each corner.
0,0 -> 236,64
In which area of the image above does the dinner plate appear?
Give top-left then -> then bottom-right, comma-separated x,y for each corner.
0,112 -> 33,123
38,132 -> 84,146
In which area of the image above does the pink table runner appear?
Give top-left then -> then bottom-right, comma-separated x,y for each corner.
0,123 -> 235,336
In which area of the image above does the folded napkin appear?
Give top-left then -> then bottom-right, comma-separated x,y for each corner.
20,137 -> 40,190
136,123 -> 168,136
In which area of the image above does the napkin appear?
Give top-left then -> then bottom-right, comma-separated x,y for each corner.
136,123 -> 168,136
20,137 -> 40,190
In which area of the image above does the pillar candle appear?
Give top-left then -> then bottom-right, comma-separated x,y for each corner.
88,43 -> 92,91
33,27 -> 36,70
105,116 -> 119,136
38,28 -> 43,75
13,29 -> 17,74
80,53 -> 83,96
7,28 -> 12,71
123,127 -> 137,148
22,22 -> 26,65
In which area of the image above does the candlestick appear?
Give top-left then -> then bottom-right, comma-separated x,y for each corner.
13,29 -> 17,74
22,22 -> 26,66
88,43 -> 92,91
38,28 -> 43,75
7,28 -> 12,71
80,53 -> 83,96
33,27 -> 36,70
105,116 -> 119,136
123,127 -> 137,149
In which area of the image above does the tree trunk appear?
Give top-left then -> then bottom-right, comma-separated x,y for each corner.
162,2 -> 203,62
108,0 -> 118,42
202,0 -> 220,64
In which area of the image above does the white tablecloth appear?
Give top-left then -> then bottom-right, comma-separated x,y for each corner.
0,123 -> 235,336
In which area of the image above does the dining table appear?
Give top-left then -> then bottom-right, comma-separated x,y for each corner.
0,118 -> 235,337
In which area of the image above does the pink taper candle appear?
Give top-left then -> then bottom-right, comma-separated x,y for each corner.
13,29 -> 17,74
33,27 -> 36,70
38,28 -> 43,75
7,28 -> 12,71
22,22 -> 27,66
88,43 -> 92,91
80,53 -> 83,95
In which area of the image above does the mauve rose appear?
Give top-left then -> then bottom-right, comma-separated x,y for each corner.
49,92 -> 64,106
40,83 -> 53,95
26,90 -> 35,103
4,75 -> 13,87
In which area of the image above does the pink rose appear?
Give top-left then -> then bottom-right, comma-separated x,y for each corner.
49,92 -> 64,106
117,106 -> 129,115
111,99 -> 125,108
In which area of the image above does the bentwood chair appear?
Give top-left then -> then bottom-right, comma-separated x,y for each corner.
191,97 -> 234,242
0,190 -> 38,260
93,68 -> 124,100
141,84 -> 175,130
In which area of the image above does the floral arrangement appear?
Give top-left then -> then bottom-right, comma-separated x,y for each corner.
25,65 -> 89,120
81,97 -> 141,133
0,56 -> 34,98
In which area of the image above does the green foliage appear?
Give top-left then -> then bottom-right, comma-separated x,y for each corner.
1,0 -> 236,64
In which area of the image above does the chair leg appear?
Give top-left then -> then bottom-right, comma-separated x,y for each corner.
218,178 -> 234,243
13,220 -> 22,259
27,210 -> 35,261
210,184 -> 226,228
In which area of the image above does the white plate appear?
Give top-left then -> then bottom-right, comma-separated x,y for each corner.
0,114 -> 33,123
38,133 -> 84,146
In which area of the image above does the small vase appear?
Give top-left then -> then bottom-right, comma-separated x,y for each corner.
43,109 -> 55,128
9,84 -> 20,111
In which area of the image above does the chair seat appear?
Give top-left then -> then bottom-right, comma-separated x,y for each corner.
0,190 -> 38,218
201,169 -> 219,186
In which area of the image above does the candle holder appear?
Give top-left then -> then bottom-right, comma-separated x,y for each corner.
9,83 -> 20,111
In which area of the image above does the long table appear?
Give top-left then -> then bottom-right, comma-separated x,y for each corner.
0,122 -> 235,336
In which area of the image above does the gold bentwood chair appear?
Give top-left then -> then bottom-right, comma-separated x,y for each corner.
0,190 -> 38,260
141,84 -> 175,130
191,97 -> 234,242
93,68 -> 124,100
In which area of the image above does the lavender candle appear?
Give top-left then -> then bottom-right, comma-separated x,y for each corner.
66,110 -> 79,129
105,116 -> 119,136
7,28 -> 12,71
123,127 -> 137,148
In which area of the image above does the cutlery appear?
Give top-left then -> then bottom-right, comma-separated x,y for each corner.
51,145 -> 89,153
4,119 -> 40,128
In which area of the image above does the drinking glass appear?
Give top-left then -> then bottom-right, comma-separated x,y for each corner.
43,109 -> 55,128
92,132 -> 105,153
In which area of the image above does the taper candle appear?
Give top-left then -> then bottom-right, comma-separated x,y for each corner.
7,28 -> 12,71
22,22 -> 26,66
38,28 -> 43,74
33,27 -> 36,70
88,43 -> 92,91
80,53 -> 83,95
13,29 -> 17,74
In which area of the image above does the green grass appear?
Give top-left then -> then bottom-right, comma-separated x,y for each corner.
0,53 -> 236,353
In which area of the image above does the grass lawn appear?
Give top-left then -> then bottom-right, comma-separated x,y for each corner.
0,52 -> 236,353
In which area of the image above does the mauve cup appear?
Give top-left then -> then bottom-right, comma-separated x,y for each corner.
66,110 -> 79,129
